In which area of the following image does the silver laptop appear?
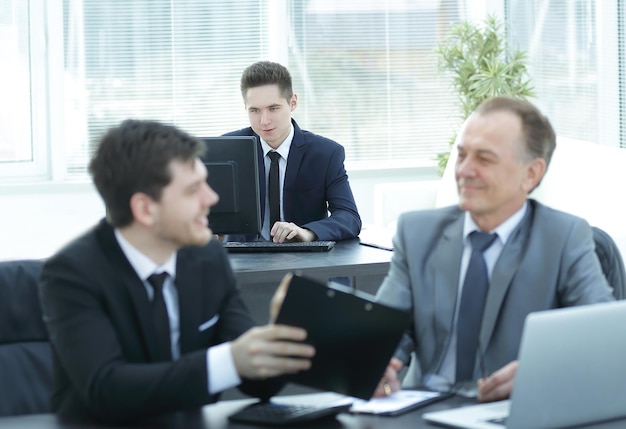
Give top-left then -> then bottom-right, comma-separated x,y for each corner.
423,300 -> 626,429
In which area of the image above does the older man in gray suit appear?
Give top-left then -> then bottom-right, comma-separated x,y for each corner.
374,97 -> 614,402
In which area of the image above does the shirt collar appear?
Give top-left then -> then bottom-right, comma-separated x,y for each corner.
114,229 -> 177,281
260,124 -> 294,160
463,201 -> 528,245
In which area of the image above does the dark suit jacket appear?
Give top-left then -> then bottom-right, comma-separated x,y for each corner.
39,219 -> 280,423
376,200 -> 615,384
224,120 -> 361,241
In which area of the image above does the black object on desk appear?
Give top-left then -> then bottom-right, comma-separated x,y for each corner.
202,136 -> 262,235
275,274 -> 410,400
224,240 -> 335,253
228,400 -> 351,426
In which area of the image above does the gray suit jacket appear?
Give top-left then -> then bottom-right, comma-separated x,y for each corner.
376,200 -> 615,385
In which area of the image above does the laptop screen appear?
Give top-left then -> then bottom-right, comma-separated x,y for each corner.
423,301 -> 626,429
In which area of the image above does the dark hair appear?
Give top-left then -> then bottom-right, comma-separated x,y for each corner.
240,61 -> 293,101
475,97 -> 557,171
88,119 -> 206,227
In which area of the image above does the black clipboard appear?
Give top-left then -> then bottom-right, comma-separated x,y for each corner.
275,274 -> 410,400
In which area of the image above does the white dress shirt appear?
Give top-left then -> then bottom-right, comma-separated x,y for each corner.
259,125 -> 294,240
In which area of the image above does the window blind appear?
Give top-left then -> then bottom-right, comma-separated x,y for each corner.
505,0 -> 620,147
60,0 -> 467,178
63,0 -> 266,178
287,0 -> 465,169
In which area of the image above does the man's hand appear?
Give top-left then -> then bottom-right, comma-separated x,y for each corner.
230,324 -> 315,380
477,360 -> 518,402
231,273 -> 314,380
270,222 -> 316,243
372,357 -> 403,397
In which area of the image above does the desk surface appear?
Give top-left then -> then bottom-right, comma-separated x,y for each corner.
3,392 -> 626,429
228,238 -> 393,284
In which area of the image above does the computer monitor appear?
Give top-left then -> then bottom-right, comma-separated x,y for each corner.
201,136 -> 261,235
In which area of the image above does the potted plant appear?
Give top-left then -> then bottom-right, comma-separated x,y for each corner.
435,14 -> 535,175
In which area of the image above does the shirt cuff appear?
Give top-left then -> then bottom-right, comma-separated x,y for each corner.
207,342 -> 241,394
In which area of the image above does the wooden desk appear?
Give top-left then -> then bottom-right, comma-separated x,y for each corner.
2,393 -> 626,429
228,238 -> 392,287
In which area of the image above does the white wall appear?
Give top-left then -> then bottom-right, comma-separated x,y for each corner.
0,183 -> 105,260
349,167 -> 439,227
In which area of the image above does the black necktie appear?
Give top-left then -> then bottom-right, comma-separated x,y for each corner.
148,272 -> 172,362
456,231 -> 498,382
268,151 -> 281,228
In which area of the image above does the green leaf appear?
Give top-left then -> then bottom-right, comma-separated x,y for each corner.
434,13 -> 534,176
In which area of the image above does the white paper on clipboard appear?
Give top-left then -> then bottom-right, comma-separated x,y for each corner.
350,390 -> 448,416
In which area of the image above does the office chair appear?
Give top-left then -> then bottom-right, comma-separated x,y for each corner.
0,259 -> 53,416
592,226 -> 626,300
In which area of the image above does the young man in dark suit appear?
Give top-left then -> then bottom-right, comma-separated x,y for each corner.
39,119 -> 315,423
224,61 -> 361,243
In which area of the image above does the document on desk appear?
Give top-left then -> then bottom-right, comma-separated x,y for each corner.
358,225 -> 394,251
349,389 -> 449,416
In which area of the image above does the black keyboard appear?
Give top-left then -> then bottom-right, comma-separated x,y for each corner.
228,401 -> 351,426
223,240 -> 336,253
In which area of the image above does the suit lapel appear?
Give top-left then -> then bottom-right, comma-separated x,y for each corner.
480,204 -> 535,351
432,215 -> 465,357
283,120 -> 305,220
175,252 -> 203,355
95,220 -> 161,361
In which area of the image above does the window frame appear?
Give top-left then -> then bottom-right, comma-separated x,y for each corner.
1,0 -> 50,182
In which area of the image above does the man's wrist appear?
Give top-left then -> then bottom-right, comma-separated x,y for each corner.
302,228 -> 317,242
